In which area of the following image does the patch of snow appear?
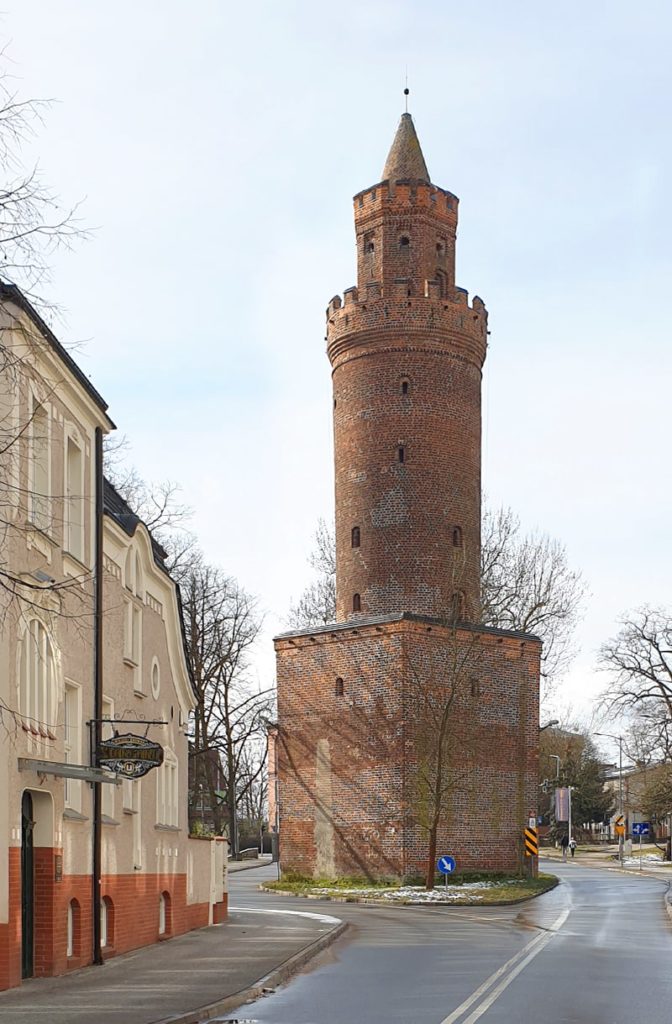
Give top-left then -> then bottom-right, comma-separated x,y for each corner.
310,881 -> 507,902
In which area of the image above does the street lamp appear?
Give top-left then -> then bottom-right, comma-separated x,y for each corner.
595,731 -> 624,867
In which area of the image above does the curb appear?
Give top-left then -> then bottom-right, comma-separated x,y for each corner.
153,919 -> 348,1024
258,876 -> 559,908
227,859 -> 274,874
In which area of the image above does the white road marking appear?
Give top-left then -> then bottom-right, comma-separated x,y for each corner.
439,908 -> 570,1024
230,906 -> 343,925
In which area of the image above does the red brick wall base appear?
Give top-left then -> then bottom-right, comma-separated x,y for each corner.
0,852 -> 216,992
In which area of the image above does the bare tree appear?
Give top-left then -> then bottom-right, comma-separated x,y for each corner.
598,606 -> 672,763
287,517 -> 336,628
406,625 -> 487,888
0,52 -> 88,621
182,555 -> 273,853
103,437 -> 196,579
481,504 -> 587,695
288,505 -> 586,702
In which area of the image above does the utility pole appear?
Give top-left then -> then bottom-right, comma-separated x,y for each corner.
596,732 -> 625,867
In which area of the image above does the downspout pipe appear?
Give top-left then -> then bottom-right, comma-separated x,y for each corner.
92,427 -> 104,965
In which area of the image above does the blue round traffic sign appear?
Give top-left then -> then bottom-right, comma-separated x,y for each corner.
437,855 -> 456,875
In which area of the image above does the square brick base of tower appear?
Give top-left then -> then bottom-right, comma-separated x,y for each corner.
274,613 -> 540,881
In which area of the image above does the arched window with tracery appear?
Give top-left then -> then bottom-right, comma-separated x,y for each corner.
18,619 -> 57,739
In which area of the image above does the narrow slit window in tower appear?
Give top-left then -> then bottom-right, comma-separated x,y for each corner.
470,679 -> 480,698
398,446 -> 405,463
335,677 -> 344,697
400,236 -> 410,249
452,526 -> 462,547
401,379 -> 409,395
351,526 -> 360,548
451,591 -> 465,621
352,593 -> 361,612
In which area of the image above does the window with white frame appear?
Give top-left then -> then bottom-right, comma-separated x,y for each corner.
29,397 -> 50,532
124,599 -> 143,693
19,619 -> 56,743
156,750 -> 178,828
124,547 -> 135,593
65,434 -> 84,561
101,696 -> 115,819
64,681 -> 82,811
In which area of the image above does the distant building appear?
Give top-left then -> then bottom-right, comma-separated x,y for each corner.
0,284 -> 226,992
274,112 -> 541,880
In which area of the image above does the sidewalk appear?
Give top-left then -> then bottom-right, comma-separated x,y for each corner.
0,866 -> 345,1024
542,845 -> 672,878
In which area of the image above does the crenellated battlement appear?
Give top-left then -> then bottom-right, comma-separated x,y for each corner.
326,283 -> 487,369
353,178 -> 459,226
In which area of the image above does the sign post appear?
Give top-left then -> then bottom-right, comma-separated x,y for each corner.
632,822 -> 650,871
437,855 -> 456,890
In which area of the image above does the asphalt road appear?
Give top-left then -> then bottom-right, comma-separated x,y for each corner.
217,859 -> 672,1024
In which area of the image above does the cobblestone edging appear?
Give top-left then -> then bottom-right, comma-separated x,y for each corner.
258,877 -> 559,908
156,920 -> 348,1024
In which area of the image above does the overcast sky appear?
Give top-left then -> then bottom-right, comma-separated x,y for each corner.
5,1 -> 671,738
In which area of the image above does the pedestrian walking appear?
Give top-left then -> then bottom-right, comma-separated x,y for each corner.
560,833 -> 569,861
569,837 -> 577,858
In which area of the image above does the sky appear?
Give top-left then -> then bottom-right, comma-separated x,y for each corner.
4,1 -> 672,744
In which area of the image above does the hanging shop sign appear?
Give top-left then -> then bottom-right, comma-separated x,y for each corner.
97,733 -> 164,778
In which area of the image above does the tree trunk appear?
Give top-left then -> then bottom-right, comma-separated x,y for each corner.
426,824 -> 438,890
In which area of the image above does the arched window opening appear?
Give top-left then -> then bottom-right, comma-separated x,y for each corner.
101,896 -> 114,948
399,236 -> 410,249
365,240 -> 375,253
470,679 -> 481,699
451,591 -> 465,621
452,526 -> 462,548
134,552 -> 143,600
436,241 -> 445,256
124,547 -> 135,592
335,677 -> 344,697
19,619 -> 56,738
351,526 -> 360,549
67,899 -> 81,958
401,379 -> 409,396
352,593 -> 361,613
159,891 -> 172,936
398,446 -> 405,464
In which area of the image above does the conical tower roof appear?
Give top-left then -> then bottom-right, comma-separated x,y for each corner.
382,112 -> 430,183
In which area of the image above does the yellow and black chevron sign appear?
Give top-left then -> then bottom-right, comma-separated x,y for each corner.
524,827 -> 539,857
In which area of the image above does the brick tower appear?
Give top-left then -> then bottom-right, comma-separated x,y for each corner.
274,110 -> 540,882
330,112 -> 486,623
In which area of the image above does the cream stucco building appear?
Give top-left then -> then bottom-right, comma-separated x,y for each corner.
0,283 -> 225,991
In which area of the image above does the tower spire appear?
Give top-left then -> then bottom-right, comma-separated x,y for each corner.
382,108 -> 429,183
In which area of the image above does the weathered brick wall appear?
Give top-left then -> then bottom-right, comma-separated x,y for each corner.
275,616 -> 540,881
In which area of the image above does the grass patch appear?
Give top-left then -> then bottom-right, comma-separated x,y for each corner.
263,871 -> 558,904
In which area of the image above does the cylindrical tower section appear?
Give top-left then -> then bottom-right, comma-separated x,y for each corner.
329,298 -> 486,622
